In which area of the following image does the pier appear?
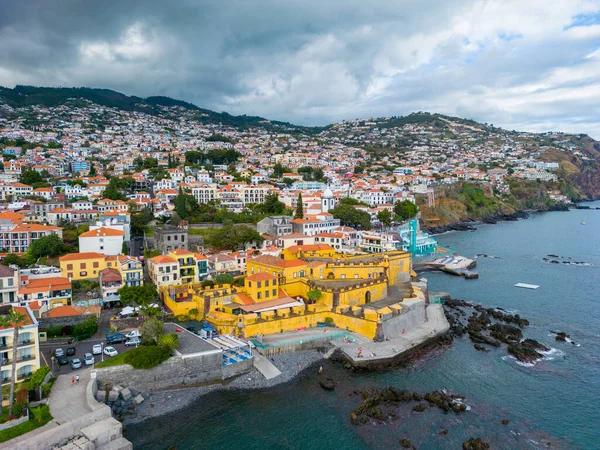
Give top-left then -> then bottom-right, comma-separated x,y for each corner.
414,255 -> 478,279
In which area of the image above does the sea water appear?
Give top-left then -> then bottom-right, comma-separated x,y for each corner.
126,203 -> 600,449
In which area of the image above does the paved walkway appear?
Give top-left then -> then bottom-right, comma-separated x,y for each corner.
0,369 -> 93,449
252,350 -> 281,380
335,304 -> 450,364
50,369 -> 93,425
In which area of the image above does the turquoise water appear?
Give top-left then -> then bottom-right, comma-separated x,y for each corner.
126,205 -> 600,449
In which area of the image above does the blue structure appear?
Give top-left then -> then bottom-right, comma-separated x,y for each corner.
397,219 -> 438,256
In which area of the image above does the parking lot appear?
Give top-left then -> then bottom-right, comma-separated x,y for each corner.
39,316 -> 141,376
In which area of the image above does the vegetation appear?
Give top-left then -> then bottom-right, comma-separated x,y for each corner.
5,309 -> 28,418
215,273 -> 234,285
29,366 -> 51,389
294,193 -> 304,219
330,204 -> 371,230
72,315 -> 98,339
117,284 -> 158,311
185,148 -> 240,165
204,224 -> 263,250
377,209 -> 392,226
394,200 -> 419,222
297,166 -> 325,182
0,404 -> 53,443
28,234 -> 70,260
123,346 -> 172,369
306,289 -> 322,303
157,333 -> 179,352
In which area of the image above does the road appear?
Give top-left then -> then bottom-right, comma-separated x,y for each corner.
130,236 -> 144,257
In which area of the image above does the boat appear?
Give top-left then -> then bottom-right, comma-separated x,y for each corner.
515,283 -> 540,289
581,219 -> 586,225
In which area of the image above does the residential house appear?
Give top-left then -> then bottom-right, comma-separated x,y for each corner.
0,306 -> 40,386
59,252 -> 108,281
78,227 -> 125,256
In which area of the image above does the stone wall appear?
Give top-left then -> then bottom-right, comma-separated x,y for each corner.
38,314 -> 91,330
222,357 -> 253,380
380,299 -> 426,339
93,353 -> 223,392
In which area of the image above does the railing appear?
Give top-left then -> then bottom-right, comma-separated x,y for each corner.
18,339 -> 35,347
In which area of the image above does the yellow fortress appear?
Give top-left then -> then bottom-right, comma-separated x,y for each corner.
161,245 -> 425,340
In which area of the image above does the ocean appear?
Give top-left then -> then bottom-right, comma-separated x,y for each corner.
125,203 -> 600,449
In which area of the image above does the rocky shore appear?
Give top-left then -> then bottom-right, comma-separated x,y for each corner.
122,349 -> 325,424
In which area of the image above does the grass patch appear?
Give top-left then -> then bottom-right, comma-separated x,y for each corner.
188,228 -> 216,237
94,352 -> 128,368
0,404 -> 53,443
144,225 -> 154,237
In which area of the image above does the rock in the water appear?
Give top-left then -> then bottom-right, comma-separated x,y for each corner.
555,331 -> 569,342
108,390 -> 119,402
473,344 -> 489,352
412,403 -> 427,412
319,377 -> 335,391
133,394 -> 145,405
501,418 -> 509,425
399,438 -> 412,448
439,429 -> 449,435
121,388 -> 132,401
463,438 -> 490,450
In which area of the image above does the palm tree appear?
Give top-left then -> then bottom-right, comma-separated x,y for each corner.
158,334 -> 179,353
7,309 -> 28,418
0,315 -> 10,414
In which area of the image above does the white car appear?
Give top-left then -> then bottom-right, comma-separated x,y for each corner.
92,344 -> 102,355
125,337 -> 141,347
125,330 -> 141,339
84,353 -> 94,365
103,346 -> 118,357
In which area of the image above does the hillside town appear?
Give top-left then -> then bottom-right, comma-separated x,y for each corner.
0,93 -> 588,449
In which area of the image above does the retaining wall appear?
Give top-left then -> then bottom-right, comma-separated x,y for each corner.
381,299 -> 426,338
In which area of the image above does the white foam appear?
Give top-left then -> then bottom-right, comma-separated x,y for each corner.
502,355 -> 536,367
539,347 -> 565,360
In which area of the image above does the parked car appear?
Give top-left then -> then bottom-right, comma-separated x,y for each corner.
107,333 -> 126,344
124,337 -> 141,347
57,355 -> 69,365
185,327 -> 198,334
54,348 -> 64,357
70,358 -> 82,369
125,330 -> 141,339
92,344 -> 102,355
66,347 -> 76,356
103,346 -> 118,357
84,353 -> 94,365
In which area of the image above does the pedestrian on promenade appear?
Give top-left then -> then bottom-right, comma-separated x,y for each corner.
72,376 -> 75,385
75,375 -> 80,384
318,366 -> 323,374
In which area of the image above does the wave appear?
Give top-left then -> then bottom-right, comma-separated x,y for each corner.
502,355 -> 536,367
538,347 -> 565,361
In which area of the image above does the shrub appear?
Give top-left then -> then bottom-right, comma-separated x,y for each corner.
124,346 -> 171,369
215,273 -> 234,285
44,326 -> 64,338
158,333 -> 179,352
324,317 -> 334,325
29,366 -> 51,388
201,280 -> 215,288
73,315 -> 98,339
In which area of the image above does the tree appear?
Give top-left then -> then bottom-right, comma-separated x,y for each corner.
89,163 -> 97,176
117,284 -> 158,309
7,309 -> 28,418
19,169 -> 43,185
306,289 -> 322,303
141,317 -> 164,345
167,153 -> 174,168
0,254 -> 28,268
158,333 -> 179,353
215,273 -> 234,285
28,234 -> 66,260
330,204 -> 371,230
205,225 -> 263,250
377,209 -> 392,227
272,163 -> 290,178
394,200 -> 419,222
294,193 -> 304,219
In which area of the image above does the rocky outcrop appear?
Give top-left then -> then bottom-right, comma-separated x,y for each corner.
463,438 -> 490,450
508,339 -> 549,364
319,377 -> 336,391
349,387 -> 469,425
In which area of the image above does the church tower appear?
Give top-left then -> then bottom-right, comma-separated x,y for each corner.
321,188 -> 335,212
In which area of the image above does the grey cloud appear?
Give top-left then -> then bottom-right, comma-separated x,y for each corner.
1,0 -> 600,137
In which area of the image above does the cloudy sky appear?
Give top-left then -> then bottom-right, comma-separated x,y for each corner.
1,0 -> 600,136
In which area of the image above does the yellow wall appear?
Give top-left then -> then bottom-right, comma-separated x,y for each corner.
280,246 -> 336,260
246,259 -> 309,281
244,276 -> 279,303
60,256 -> 107,280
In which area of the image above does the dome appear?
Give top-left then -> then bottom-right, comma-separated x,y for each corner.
323,188 -> 333,198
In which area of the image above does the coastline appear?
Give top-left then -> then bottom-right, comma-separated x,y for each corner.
123,349 -> 325,425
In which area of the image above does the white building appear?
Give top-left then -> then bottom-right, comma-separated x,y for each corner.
78,227 -> 124,256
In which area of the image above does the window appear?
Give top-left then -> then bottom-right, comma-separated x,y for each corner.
248,281 -> 252,287
265,280 -> 269,287
293,272 -> 297,278
265,290 -> 269,298
80,271 -> 87,277
257,282 -> 262,288
80,263 -> 86,269
272,289 -> 277,296
341,274 -> 346,279
93,262 -> 99,268
257,292 -> 262,299
67,264 -> 73,270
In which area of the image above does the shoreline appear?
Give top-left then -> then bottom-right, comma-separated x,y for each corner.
122,349 -> 326,425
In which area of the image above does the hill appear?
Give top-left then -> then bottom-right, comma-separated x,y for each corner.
0,85 -> 323,133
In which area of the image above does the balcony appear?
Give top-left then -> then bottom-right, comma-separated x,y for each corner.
18,339 -> 35,347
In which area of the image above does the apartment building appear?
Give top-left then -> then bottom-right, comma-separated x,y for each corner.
0,305 -> 40,386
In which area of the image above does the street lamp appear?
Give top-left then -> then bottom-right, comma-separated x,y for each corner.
101,342 -> 104,362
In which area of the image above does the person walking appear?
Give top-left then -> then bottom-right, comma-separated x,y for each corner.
75,375 -> 80,384
72,376 -> 75,385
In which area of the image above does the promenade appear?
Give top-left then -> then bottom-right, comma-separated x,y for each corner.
334,304 -> 450,366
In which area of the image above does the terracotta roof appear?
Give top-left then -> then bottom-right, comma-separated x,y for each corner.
0,265 -> 16,277
79,227 -> 125,237
251,254 -> 307,269
247,272 -> 277,282
44,305 -> 85,318
59,252 -> 106,261
150,255 -> 176,264
20,277 -> 70,295
169,248 -> 194,256
100,268 -> 122,282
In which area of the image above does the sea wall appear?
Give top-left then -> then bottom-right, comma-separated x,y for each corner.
93,353 -> 223,392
